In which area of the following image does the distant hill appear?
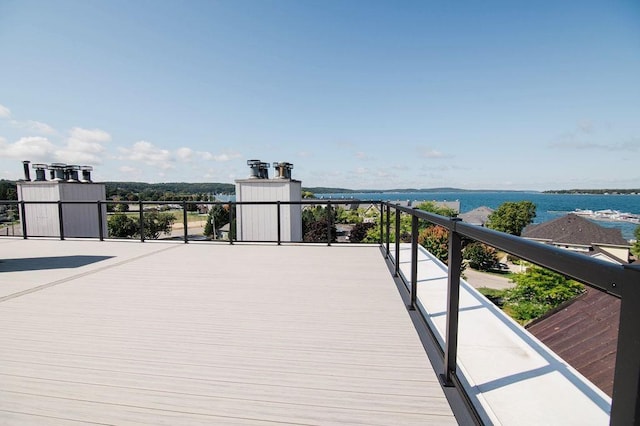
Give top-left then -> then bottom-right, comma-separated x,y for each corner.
544,189 -> 640,195
105,182 -> 235,197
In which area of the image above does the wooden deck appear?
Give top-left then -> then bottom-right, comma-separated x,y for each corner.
0,239 -> 457,425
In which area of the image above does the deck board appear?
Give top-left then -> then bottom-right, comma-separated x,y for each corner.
0,240 -> 456,425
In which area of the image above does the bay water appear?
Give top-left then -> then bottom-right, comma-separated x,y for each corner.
319,191 -> 640,240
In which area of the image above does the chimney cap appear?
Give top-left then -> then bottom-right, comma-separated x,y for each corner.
32,163 -> 48,169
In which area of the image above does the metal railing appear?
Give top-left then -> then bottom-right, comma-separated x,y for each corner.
381,202 -> 639,426
2,198 -> 639,424
0,199 -> 385,244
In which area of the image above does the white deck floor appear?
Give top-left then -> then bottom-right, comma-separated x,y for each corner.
0,239 -> 457,425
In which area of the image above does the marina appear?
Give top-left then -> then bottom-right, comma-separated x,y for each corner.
573,209 -> 640,224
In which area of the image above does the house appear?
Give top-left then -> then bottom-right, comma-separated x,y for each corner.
527,287 -> 620,397
522,213 -> 631,264
458,206 -> 494,226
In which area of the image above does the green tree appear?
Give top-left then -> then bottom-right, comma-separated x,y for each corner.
505,266 -> 585,323
302,206 -> 337,242
114,202 -> 130,212
204,204 -> 230,238
415,201 -> 458,218
632,225 -> 640,258
335,206 -> 363,224
0,180 -> 17,200
463,242 -> 498,271
418,225 -> 450,263
143,211 -> 176,239
107,213 -> 138,238
303,219 -> 336,242
107,211 -> 175,239
349,222 -> 374,243
486,201 -> 536,236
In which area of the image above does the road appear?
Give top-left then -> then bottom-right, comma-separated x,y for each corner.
464,267 -> 515,290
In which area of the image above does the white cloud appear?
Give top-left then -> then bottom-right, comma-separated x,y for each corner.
211,151 -> 242,162
10,119 -> 56,135
0,104 -> 10,118
198,150 -> 240,162
176,147 -> 194,161
0,136 -> 57,161
118,141 -> 174,170
355,151 -> 372,160
419,147 -> 451,159
56,127 -> 111,164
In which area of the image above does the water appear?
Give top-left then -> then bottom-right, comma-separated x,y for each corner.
318,191 -> 640,240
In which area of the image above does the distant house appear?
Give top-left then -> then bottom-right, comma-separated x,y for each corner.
458,206 -> 494,226
522,213 -> 631,264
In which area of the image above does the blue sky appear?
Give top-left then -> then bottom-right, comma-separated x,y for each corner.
1,0 -> 639,190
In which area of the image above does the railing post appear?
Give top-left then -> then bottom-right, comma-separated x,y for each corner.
183,201 -> 188,243
442,217 -> 462,387
379,201 -> 384,245
139,200 -> 145,242
20,201 -> 27,239
385,202 -> 390,257
394,206 -> 400,277
58,201 -> 65,240
97,201 -> 104,241
229,202 -> 234,245
326,201 -> 332,246
408,209 -> 418,310
610,265 -> 640,425
277,201 -> 281,245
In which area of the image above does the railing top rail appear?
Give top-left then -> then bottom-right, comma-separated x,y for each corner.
383,201 -> 631,298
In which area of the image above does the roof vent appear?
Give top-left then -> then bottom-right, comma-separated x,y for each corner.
80,165 -> 93,183
49,163 -> 66,181
22,160 -> 31,181
273,162 -> 293,179
65,165 -> 80,182
247,159 -> 269,179
32,163 -> 48,181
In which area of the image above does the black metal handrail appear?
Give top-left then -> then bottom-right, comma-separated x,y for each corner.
0,199 -> 385,245
2,198 -> 638,424
382,202 -> 639,426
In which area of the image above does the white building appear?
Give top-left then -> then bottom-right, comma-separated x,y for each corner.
235,161 -> 302,242
17,163 -> 107,238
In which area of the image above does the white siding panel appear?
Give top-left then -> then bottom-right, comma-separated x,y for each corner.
17,182 -> 107,238
235,180 -> 302,242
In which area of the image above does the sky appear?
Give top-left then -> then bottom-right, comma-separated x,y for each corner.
1,0 -> 639,191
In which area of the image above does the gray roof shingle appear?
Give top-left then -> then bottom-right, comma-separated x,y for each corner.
522,214 -> 630,246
